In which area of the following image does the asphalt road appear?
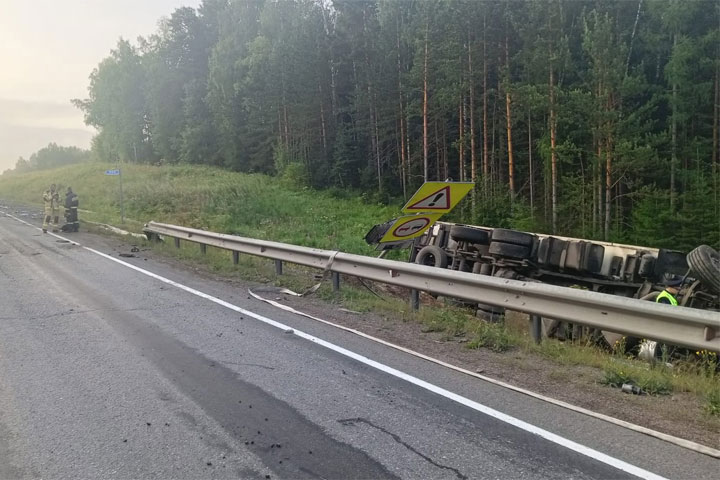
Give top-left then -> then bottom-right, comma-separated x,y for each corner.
0,206 -> 718,479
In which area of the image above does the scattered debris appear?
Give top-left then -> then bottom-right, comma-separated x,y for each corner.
119,253 -> 137,258
621,383 -> 644,395
284,328 -> 294,334
339,308 -> 362,315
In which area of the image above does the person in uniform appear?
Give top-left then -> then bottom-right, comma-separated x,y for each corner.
42,184 -> 60,233
62,187 -> 79,232
656,275 -> 683,305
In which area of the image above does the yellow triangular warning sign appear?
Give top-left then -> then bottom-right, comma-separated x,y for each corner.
407,186 -> 450,211
402,181 -> 474,214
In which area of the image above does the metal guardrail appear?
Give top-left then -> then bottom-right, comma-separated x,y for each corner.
144,221 -> 720,352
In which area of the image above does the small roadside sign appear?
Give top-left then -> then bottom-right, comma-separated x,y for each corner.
379,213 -> 443,243
402,182 -> 474,214
104,167 -> 125,222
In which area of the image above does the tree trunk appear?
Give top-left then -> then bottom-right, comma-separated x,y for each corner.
714,62 -> 719,247
528,109 -> 533,218
482,13 -> 489,196
505,34 -> 515,199
625,0 -> 643,78
367,80 -> 380,192
320,3 -> 337,117
670,32 -> 678,212
459,100 -> 464,181
468,33 -> 476,184
374,101 -> 382,193
468,33 -> 477,212
399,111 -> 407,199
397,20 -> 407,199
318,82 -> 327,154
423,20 -> 429,182
714,62 -> 719,172
594,141 -> 601,237
604,138 -> 612,241
550,67 -> 558,234
406,109 -> 412,189
442,122 -> 448,180
435,120 -> 441,181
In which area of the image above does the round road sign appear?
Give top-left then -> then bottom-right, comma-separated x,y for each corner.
392,217 -> 431,238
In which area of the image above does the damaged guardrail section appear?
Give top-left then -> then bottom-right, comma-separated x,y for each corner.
144,221 -> 720,352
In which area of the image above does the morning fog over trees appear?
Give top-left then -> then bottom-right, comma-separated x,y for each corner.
71,0 -> 720,251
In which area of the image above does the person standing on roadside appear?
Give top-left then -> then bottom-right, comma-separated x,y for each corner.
42,183 -> 60,233
62,186 -> 79,232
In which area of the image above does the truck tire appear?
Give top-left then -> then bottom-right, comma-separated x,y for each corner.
488,242 -> 531,259
687,245 -> 720,294
449,225 -> 490,245
415,245 -> 448,269
490,228 -> 534,247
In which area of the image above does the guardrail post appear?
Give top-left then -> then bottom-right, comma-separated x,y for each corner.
410,289 -> 420,311
232,251 -> 239,265
275,259 -> 283,275
174,238 -> 180,249
530,315 -> 542,344
332,272 -> 340,292
200,244 -> 207,255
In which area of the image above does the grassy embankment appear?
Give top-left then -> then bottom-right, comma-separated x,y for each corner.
1,163 -> 718,418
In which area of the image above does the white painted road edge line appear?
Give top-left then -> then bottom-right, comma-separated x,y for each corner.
248,289 -> 720,459
3,212 -> 667,480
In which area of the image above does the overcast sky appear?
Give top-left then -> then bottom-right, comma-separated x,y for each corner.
0,0 -> 202,172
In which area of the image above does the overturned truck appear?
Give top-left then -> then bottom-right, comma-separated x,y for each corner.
367,221 -> 720,355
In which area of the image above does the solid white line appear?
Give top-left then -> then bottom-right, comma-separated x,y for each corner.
2,212 -> 667,479
248,289 -> 720,459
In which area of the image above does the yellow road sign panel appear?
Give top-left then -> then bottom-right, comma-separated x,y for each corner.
379,213 -> 443,243
402,182 -> 474,214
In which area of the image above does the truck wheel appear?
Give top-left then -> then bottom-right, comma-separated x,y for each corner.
415,245 -> 448,268
488,242 -> 530,259
490,228 -> 534,247
449,225 -> 490,245
687,245 -> 720,294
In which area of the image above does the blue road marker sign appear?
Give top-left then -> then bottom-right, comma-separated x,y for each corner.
105,169 -> 120,175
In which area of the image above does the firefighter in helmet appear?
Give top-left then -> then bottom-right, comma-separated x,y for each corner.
42,183 -> 60,233
62,186 -> 79,232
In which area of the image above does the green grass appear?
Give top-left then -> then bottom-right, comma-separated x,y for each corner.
0,163 -> 398,255
706,388 -> 720,417
601,361 -> 673,396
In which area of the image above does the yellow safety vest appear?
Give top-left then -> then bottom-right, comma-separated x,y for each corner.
656,290 -> 678,306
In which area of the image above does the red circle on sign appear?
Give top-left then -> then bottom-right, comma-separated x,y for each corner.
392,217 -> 430,238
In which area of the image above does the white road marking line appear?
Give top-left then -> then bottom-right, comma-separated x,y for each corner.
2,212 -> 667,480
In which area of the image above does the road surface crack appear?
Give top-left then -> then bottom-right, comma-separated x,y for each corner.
338,418 -> 467,479
221,361 -> 276,370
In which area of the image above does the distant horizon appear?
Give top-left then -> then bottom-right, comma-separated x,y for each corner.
0,0 -> 201,171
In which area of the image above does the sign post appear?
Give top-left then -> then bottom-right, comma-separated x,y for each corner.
104,168 -> 124,223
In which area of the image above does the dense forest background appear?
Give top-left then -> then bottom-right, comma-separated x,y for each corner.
64,0 -> 719,250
